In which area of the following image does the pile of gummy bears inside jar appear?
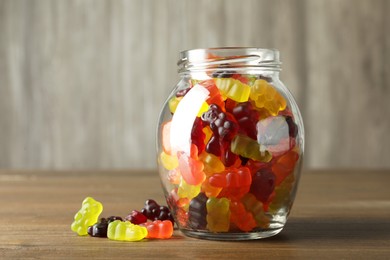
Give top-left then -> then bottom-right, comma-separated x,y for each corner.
71,197 -> 175,241
159,71 -> 301,233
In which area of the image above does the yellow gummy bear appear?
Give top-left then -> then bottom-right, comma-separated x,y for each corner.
214,78 -> 251,102
71,197 -> 103,236
177,177 -> 201,201
159,151 -> 179,170
249,79 -> 287,116
268,174 -> 295,214
206,197 -> 230,232
107,220 -> 148,242
198,151 -> 225,176
168,96 -> 182,114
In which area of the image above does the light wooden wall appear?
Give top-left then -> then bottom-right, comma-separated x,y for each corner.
0,0 -> 389,169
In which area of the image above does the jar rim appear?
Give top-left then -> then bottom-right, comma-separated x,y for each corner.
178,47 -> 281,74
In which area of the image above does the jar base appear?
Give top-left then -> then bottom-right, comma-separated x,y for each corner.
180,227 -> 283,241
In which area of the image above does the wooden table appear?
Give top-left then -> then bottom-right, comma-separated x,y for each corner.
1,169 -> 389,259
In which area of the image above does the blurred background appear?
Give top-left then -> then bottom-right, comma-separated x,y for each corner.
0,0 -> 389,170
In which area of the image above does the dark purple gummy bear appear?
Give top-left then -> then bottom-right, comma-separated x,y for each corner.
188,193 -> 208,230
157,206 -> 175,224
206,135 -> 222,156
191,117 -> 205,155
285,116 -> 298,138
88,218 -> 108,238
232,102 -> 258,140
250,169 -> 276,203
141,199 -> 161,220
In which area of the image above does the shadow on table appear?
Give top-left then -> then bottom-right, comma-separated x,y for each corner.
262,217 -> 390,243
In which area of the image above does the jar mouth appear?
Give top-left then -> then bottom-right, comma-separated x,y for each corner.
178,47 -> 281,74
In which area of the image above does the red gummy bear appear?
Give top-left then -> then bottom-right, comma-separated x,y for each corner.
209,167 -> 252,199
142,220 -> 174,239
230,200 -> 257,232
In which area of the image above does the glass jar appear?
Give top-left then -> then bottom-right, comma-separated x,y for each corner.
156,47 -> 304,240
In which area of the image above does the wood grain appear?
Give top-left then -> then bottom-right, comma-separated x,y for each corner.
0,0 -> 389,169
0,169 -> 389,259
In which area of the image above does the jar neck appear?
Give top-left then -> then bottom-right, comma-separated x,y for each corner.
177,47 -> 281,77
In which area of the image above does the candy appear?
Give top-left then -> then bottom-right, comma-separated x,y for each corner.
142,220 -> 174,239
169,96 -> 182,114
250,168 -> 276,203
241,193 -> 269,228
232,102 -> 259,140
188,193 -> 208,230
177,178 -> 201,201
272,150 -> 299,185
256,116 -> 292,156
268,174 -> 295,214
71,197 -> 103,236
178,149 -> 205,186
159,151 -> 179,170
249,79 -> 286,116
231,134 -> 272,162
191,117 -> 206,154
125,210 -> 148,225
209,166 -> 252,200
214,78 -> 251,102
198,151 -> 225,176
107,220 -> 147,242
201,177 -> 222,198
87,218 -> 108,237
206,197 -> 230,232
141,199 -> 174,223
230,200 -> 257,232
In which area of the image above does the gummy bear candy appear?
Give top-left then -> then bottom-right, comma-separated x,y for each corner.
250,168 -> 276,203
177,177 -> 201,201
249,79 -> 287,116
159,151 -> 179,171
87,218 -> 108,237
202,104 -> 238,142
231,134 -> 272,162
198,151 -> 225,176
268,174 -> 295,214
107,220 -> 148,242
141,199 -> 174,223
214,78 -> 251,102
188,193 -> 208,230
272,149 -> 299,185
241,193 -> 269,228
201,177 -> 222,198
230,200 -> 257,232
198,79 -> 225,108
206,197 -> 230,232
142,220 -> 174,239
231,102 -> 259,140
71,197 -> 103,236
178,149 -> 205,186
191,117 -> 206,155
209,166 -> 252,199
256,116 -> 291,156
125,210 -> 148,225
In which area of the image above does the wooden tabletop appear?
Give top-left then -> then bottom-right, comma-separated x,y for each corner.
0,169 -> 389,259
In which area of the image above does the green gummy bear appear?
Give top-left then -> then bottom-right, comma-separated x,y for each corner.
107,220 -> 148,242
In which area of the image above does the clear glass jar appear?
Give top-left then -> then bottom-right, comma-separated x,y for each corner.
156,47 -> 304,240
